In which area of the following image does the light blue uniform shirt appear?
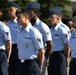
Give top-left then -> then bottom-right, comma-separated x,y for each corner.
34,18 -> 52,49
70,30 -> 76,58
7,18 -> 20,44
60,21 -> 71,40
17,23 -> 44,60
0,21 -> 11,50
51,22 -> 69,51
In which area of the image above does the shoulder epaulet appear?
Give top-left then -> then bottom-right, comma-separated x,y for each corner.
61,24 -> 65,28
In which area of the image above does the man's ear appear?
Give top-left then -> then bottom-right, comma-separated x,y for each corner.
25,15 -> 29,19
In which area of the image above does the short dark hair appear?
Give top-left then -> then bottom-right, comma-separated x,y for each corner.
16,8 -> 32,20
29,8 -> 40,17
73,10 -> 76,17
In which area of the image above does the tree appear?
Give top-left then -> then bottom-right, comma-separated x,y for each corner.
0,0 -> 72,23
0,0 -> 32,21
0,0 -> 9,21
38,0 -> 71,24
15,0 -> 31,9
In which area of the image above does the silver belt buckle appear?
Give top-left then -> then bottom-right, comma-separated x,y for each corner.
21,60 -> 25,63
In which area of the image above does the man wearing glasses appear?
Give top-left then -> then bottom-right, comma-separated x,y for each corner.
48,7 -> 70,75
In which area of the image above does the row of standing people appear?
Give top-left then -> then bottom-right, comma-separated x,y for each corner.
0,1 -> 76,75
7,1 -> 52,75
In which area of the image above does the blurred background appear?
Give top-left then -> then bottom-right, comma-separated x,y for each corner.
0,0 -> 76,25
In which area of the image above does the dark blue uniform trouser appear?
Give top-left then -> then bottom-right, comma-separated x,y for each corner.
48,51 -> 67,75
16,59 -> 40,75
69,58 -> 76,75
0,50 -> 8,75
8,44 -> 19,75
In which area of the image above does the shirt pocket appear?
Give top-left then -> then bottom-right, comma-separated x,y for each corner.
23,37 -> 34,49
23,36 -> 32,44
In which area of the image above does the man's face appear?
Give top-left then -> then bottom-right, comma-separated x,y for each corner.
17,13 -> 25,25
8,6 -> 17,18
73,16 -> 76,27
30,10 -> 36,19
68,21 -> 73,28
30,10 -> 36,25
48,14 -> 59,26
73,16 -> 76,22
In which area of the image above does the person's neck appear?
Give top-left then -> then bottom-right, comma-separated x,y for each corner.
22,25 -> 27,30
22,21 -> 30,30
11,16 -> 16,20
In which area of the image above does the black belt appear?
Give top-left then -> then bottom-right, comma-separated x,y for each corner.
52,50 -> 64,54
71,58 -> 76,60
20,59 -> 37,63
0,49 -> 5,52
12,44 -> 17,46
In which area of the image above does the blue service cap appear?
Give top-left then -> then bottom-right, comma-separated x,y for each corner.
9,2 -> 21,9
73,10 -> 76,17
49,6 -> 63,15
26,2 -> 40,10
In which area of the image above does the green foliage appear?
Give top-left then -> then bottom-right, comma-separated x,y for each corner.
0,0 -> 31,21
15,0 -> 31,8
0,0 -> 72,23
0,0 -> 9,21
38,0 -> 71,24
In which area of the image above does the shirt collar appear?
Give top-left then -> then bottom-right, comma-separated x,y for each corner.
53,22 -> 61,31
34,18 -> 40,26
10,17 -> 17,23
14,18 -> 17,23
60,20 -> 62,24
24,23 -> 32,32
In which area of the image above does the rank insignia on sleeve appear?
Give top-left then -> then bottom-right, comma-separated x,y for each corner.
5,32 -> 9,35
37,38 -> 41,42
45,32 -> 49,35
63,34 -> 67,38
68,31 -> 70,33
